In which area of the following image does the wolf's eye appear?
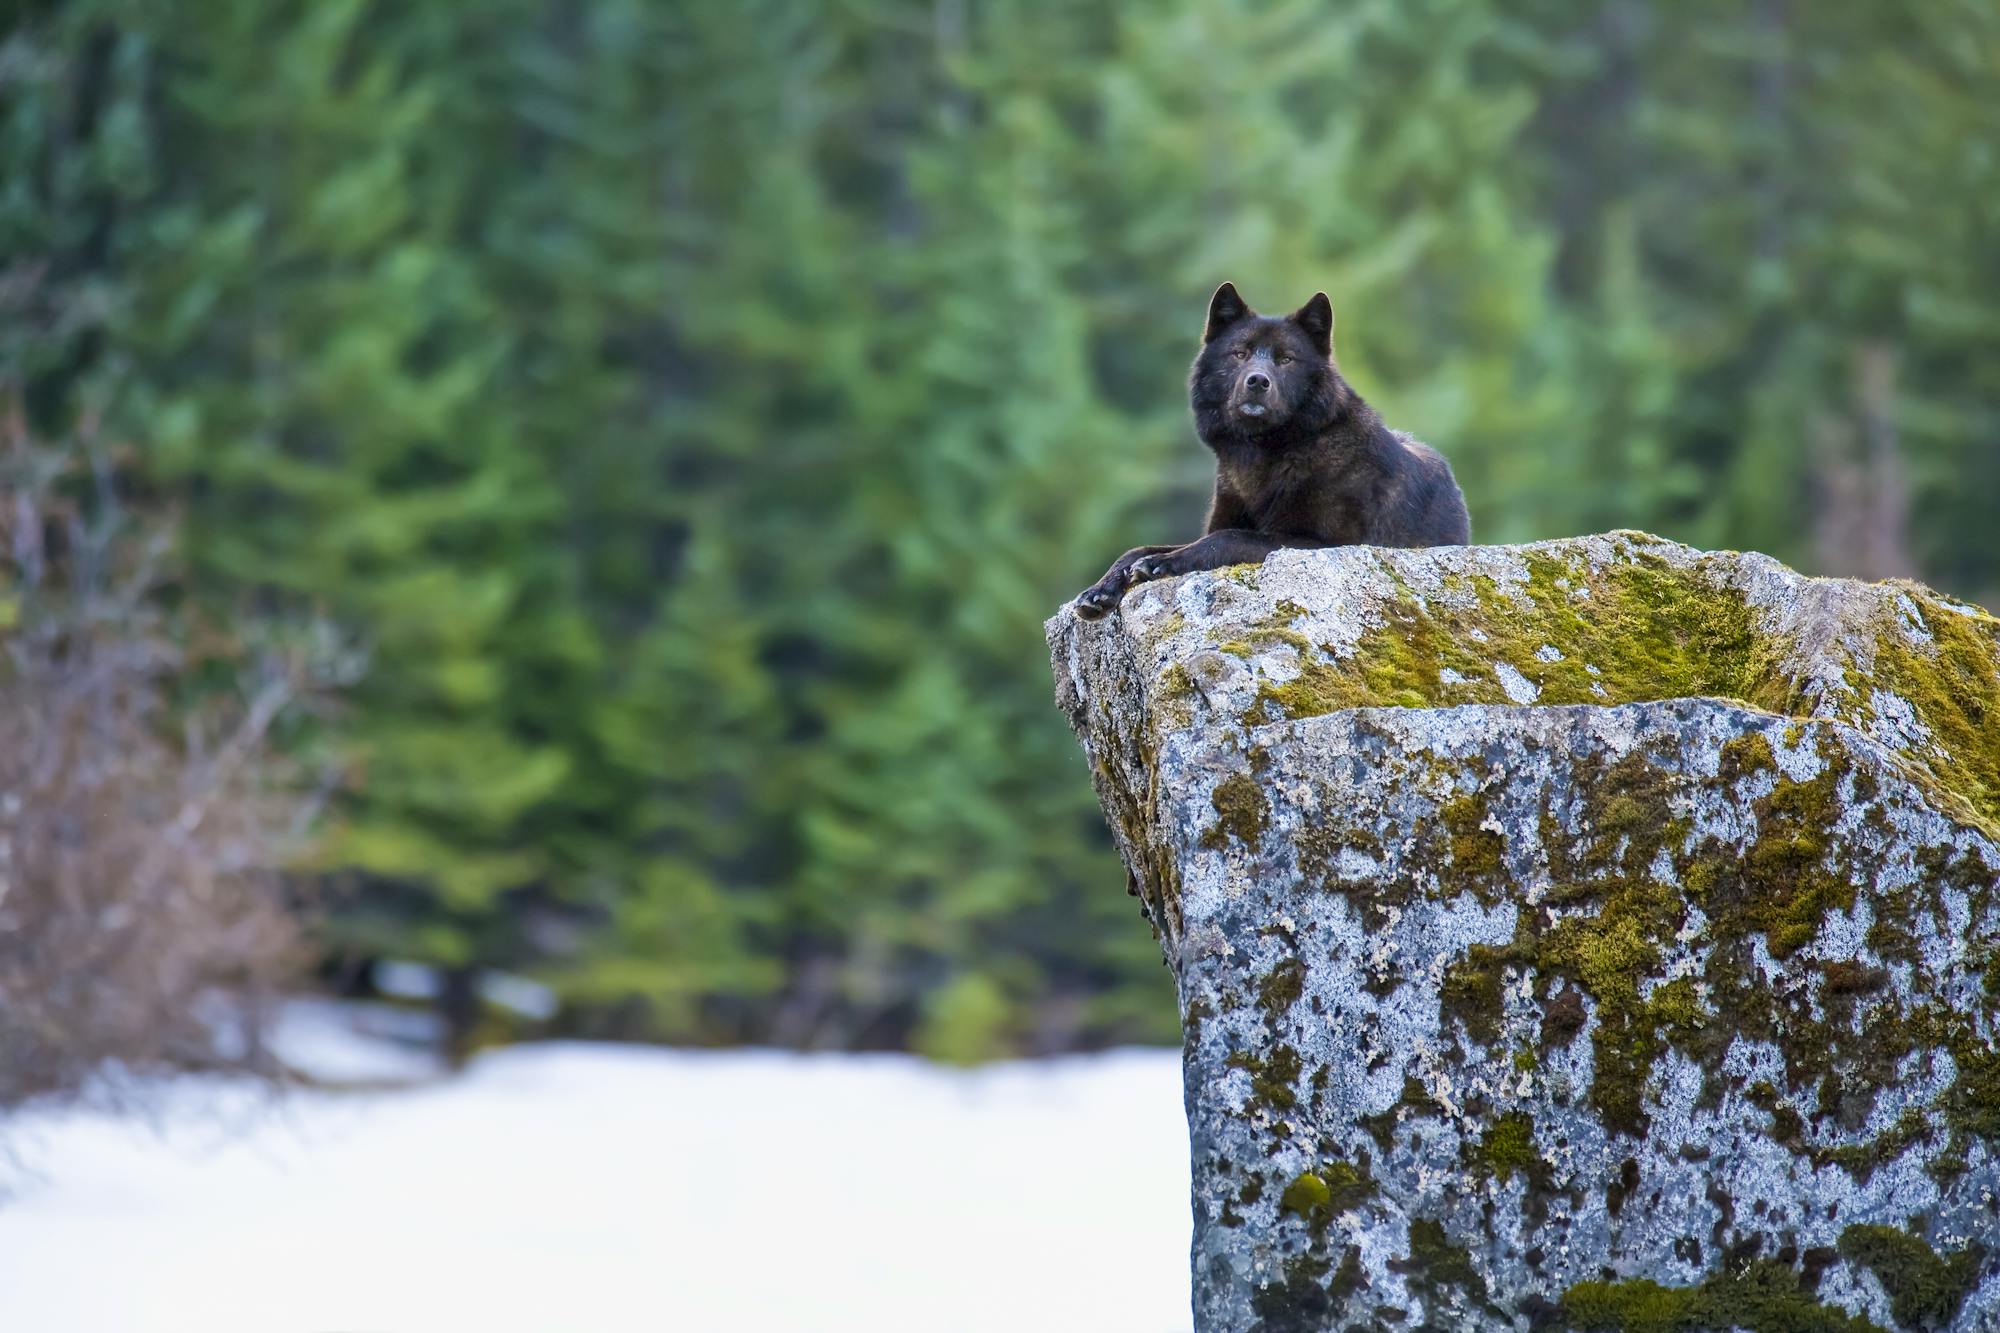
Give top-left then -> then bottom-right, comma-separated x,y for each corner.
1274,354 -> 1293,365
1231,349 -> 1249,361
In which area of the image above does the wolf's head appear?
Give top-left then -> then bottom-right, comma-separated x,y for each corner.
1189,283 -> 1346,446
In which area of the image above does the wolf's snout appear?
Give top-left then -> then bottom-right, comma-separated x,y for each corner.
1244,371 -> 1271,394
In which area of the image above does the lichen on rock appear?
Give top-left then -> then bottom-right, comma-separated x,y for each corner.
1047,533 -> 2000,1331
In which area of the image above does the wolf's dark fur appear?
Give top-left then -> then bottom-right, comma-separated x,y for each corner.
1073,283 -> 1470,620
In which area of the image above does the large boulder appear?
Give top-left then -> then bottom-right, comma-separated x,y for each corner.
1047,532 -> 2000,1331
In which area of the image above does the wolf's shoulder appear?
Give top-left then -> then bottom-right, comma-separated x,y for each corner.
1386,428 -> 1448,466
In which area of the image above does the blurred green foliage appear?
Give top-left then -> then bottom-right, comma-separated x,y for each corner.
3,1 -> 1996,1058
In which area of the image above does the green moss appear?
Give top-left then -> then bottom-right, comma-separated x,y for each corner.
1865,590 -> 2000,836
1475,1111 -> 1546,1186
1563,1276 -> 1695,1331
1219,544 -> 2000,855
1440,792 -> 1506,878
1226,1043 -> 1303,1113
1430,730 -> 1914,1143
1280,1158 -> 1375,1229
1252,539 -> 1797,723
1245,1244 -> 1369,1331
1279,1170 -> 1331,1218
1542,884 -> 1670,1008
1388,1217 -> 1495,1314
1817,1107 -> 1931,1181
1561,1259 -> 1885,1332
1645,977 -> 1703,1030
1089,740 -> 1186,939
1253,1195 -> 1373,1331
1182,996 -> 1214,1042
1178,570 -> 1996,1211
1677,749 -> 1856,958
1319,1159 -> 1374,1212
1547,747 -> 1687,880
1216,625 -> 1316,659
1440,943 -> 1515,1045
1430,758 -> 1708,1134
1360,1076 -> 1437,1152
1201,771 -> 1270,851
1837,1224 -> 1984,1329
1939,1020 -> 2000,1141
1248,1251 -> 1333,1333
1257,669 -> 1381,719
1747,1080 -> 1807,1152
1257,957 -> 1307,1024
1536,878 -> 1689,1136
1535,733 -> 1927,1138
1820,959 -> 1889,996
1718,731 -> 1780,783
1980,950 -> 2000,1000
1329,1245 -> 1366,1299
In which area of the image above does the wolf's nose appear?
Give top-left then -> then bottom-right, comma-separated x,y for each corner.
1245,372 -> 1270,393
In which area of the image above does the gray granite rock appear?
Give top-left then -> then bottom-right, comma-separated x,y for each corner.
1047,532 -> 2000,1331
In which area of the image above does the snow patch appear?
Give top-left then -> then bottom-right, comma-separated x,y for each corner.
0,1019 -> 1191,1333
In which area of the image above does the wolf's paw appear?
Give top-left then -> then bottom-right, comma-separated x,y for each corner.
1130,552 -> 1184,582
1073,581 -> 1124,620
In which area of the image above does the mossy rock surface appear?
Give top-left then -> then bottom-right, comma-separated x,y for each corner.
1047,535 -> 2000,1332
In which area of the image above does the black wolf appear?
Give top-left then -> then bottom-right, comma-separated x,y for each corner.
1073,283 -> 1470,619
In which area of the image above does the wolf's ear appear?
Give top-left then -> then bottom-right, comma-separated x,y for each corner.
1291,292 -> 1334,355
1204,282 -> 1252,343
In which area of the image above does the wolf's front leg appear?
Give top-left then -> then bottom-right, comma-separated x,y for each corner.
1129,529 -> 1299,580
1073,544 -> 1181,620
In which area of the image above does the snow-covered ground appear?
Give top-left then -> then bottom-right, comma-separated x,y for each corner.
0,1005 -> 1191,1333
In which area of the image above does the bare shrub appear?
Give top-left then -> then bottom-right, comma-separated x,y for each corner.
0,395 -> 332,1108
